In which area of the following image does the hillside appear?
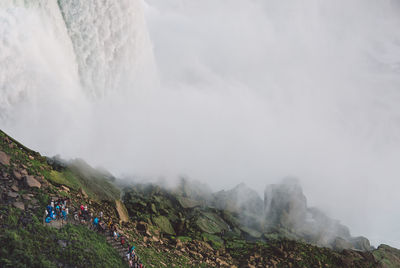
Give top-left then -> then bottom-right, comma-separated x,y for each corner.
1,129 -> 400,267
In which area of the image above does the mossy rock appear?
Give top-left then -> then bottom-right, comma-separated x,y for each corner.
240,226 -> 262,239
195,211 -> 229,234
176,196 -> 201,209
152,215 -> 175,235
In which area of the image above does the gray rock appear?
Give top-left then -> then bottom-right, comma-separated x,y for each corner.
264,178 -> 308,229
24,175 -> 41,189
13,202 -> 25,210
0,151 -> 10,166
7,191 -> 19,198
11,185 -> 19,192
13,170 -> 22,180
332,237 -> 353,250
350,236 -> 371,251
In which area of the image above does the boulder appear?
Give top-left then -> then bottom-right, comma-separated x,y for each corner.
7,191 -> 19,198
13,170 -> 22,180
0,151 -> 11,166
61,185 -> 70,192
195,211 -> 229,234
332,237 -> 353,251
350,236 -> 371,251
152,215 -> 176,235
22,194 -> 31,200
11,185 -> 19,192
13,202 -> 25,210
24,175 -> 41,189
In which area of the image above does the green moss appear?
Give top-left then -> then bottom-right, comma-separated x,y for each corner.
152,216 -> 175,235
201,233 -> 224,249
177,236 -> 192,243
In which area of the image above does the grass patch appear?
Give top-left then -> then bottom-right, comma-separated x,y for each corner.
0,206 -> 127,268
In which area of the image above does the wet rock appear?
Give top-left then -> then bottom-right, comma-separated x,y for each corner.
0,151 -> 11,166
13,201 -> 25,210
24,175 -> 41,189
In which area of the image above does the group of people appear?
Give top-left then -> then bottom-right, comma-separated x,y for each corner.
45,197 -> 69,223
126,244 -> 143,268
44,199 -> 144,267
108,221 -> 143,268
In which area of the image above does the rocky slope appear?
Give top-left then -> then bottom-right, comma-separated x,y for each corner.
1,129 -> 400,267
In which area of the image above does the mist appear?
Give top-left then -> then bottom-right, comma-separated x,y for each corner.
1,0 -> 400,247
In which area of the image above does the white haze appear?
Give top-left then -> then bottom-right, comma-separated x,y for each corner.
1,0 -> 400,247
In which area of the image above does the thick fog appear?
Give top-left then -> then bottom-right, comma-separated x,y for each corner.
1,0 -> 400,247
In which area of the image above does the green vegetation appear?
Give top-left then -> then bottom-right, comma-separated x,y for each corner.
0,206 -> 127,268
201,233 -> 223,249
47,170 -> 81,190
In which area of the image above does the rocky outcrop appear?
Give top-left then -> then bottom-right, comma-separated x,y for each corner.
24,175 -> 41,189
213,183 -> 264,215
152,215 -> 175,235
373,244 -> 400,267
264,178 -> 308,230
263,178 -> 371,250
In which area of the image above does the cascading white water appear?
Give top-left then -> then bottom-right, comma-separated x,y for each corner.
0,0 -> 82,120
58,0 -> 156,98
0,0 -> 156,117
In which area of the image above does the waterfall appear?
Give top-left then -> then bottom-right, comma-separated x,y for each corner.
0,0 -> 156,121
58,0 -> 156,98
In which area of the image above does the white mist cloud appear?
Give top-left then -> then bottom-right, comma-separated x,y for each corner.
1,0 -> 400,247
